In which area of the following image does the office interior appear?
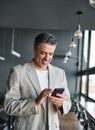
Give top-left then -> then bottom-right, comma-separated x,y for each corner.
0,0 -> 95,130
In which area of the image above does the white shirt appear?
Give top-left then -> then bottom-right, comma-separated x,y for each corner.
35,69 -> 48,91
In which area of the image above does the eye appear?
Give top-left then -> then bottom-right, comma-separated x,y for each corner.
49,53 -> 53,56
40,51 -> 46,55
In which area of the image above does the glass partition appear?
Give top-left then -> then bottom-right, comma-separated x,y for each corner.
82,30 -> 89,70
89,31 -> 95,68
89,75 -> 95,100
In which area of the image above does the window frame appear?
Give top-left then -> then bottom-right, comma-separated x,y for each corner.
77,30 -> 95,102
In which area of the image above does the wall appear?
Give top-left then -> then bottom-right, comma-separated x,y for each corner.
0,28 -> 78,103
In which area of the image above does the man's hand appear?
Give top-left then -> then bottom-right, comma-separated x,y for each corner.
36,88 -> 52,105
48,93 -> 64,108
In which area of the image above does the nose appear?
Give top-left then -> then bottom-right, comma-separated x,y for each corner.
44,54 -> 50,60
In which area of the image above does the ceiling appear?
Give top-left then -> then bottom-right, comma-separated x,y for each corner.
0,0 -> 95,30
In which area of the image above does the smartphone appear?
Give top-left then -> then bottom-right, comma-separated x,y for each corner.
51,88 -> 65,97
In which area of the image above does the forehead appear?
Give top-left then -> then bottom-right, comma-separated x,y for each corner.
39,43 -> 56,51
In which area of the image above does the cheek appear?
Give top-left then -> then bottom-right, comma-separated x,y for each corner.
38,54 -> 44,59
36,54 -> 44,61
35,52 -> 41,58
50,55 -> 53,60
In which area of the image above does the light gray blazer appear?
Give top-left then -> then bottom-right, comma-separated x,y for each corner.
4,60 -> 71,130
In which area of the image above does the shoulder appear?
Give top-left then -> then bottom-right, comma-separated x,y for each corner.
49,64 -> 65,73
13,63 -> 27,71
11,61 -> 32,73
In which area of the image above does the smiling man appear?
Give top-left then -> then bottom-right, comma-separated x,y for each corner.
4,32 -> 71,130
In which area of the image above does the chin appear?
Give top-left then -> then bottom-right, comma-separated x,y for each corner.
41,65 -> 48,69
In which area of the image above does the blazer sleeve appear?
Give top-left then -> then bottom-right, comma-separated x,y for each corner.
61,70 -> 72,115
4,66 -> 39,116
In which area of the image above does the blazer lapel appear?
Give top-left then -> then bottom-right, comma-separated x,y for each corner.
48,64 -> 56,90
26,61 -> 41,96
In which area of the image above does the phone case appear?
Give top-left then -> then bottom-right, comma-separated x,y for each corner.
51,88 -> 65,97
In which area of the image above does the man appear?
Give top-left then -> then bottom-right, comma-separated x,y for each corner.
4,32 -> 71,130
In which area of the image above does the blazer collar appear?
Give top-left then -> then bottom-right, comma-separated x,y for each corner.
26,60 -> 56,94
48,64 -> 56,90
26,60 -> 41,96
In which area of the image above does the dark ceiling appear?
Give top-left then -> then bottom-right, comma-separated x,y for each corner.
0,0 -> 95,30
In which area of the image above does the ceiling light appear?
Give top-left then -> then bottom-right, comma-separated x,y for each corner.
89,0 -> 95,8
0,56 -> 5,61
64,56 -> 69,61
63,60 -> 67,63
70,38 -> 76,48
11,50 -> 21,57
63,56 -> 69,63
11,28 -> 21,58
66,50 -> 72,57
74,24 -> 82,39
74,11 -> 83,39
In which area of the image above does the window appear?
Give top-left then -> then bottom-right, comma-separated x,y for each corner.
81,75 -> 86,94
89,75 -> 95,100
78,30 -> 95,102
89,31 -> 95,68
82,30 -> 89,70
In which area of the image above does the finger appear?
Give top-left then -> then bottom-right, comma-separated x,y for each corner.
56,93 -> 64,98
41,89 -> 52,97
53,100 -> 62,108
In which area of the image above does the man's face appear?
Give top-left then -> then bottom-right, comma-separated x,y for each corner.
33,43 -> 56,70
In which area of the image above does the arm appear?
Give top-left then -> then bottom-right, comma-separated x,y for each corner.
62,71 -> 72,114
4,67 -> 38,116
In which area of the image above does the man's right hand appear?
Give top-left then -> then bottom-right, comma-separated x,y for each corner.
35,88 -> 52,105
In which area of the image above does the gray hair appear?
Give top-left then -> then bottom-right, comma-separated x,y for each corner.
34,32 -> 57,48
